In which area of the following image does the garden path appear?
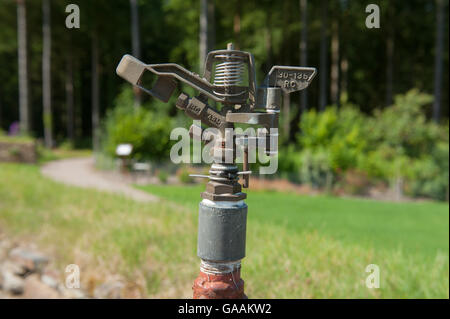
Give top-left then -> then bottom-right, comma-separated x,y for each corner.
41,157 -> 158,203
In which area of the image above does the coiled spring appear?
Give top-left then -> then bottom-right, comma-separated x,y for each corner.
213,54 -> 246,97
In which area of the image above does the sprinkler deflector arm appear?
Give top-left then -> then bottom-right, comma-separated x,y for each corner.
116,54 -> 316,106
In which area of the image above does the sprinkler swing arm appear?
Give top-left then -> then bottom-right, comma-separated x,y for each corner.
116,49 -> 316,120
116,43 -> 316,299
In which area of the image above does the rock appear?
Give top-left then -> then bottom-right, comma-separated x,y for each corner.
2,271 -> 25,295
22,275 -> 60,299
58,285 -> 87,299
41,274 -> 59,289
94,281 -> 124,299
0,239 -> 11,260
1,260 -> 28,277
0,241 -> 90,299
9,248 -> 49,274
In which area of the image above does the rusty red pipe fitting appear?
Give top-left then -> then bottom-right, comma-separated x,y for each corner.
193,267 -> 246,299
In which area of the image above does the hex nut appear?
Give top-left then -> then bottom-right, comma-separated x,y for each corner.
201,191 -> 246,202
206,181 -> 242,195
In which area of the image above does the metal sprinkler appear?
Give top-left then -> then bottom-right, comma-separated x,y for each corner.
116,43 -> 316,299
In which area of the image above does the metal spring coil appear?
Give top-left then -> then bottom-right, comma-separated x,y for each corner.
213,54 -> 245,97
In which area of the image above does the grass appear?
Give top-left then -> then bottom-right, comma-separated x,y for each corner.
37,146 -> 92,164
0,163 -> 448,298
138,184 -> 449,259
0,133 -> 91,164
0,134 -> 35,144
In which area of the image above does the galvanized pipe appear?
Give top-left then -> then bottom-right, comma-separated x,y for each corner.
193,169 -> 248,299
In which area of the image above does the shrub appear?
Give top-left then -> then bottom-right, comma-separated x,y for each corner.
407,142 -> 449,201
298,104 -> 368,172
366,89 -> 437,158
157,170 -> 169,184
278,145 -> 302,182
284,89 -> 449,201
297,148 -> 334,190
8,146 -> 21,158
177,167 -> 194,184
336,169 -> 372,196
361,90 -> 448,200
101,87 -> 174,162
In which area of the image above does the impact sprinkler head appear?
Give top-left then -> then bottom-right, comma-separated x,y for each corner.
116,43 -> 316,299
116,43 -> 316,189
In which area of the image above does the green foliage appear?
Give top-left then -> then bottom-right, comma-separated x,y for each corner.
278,145 -> 301,180
58,140 -> 74,151
408,142 -> 449,201
291,103 -> 367,188
367,89 -> 437,158
361,90 -> 448,200
286,90 -> 449,200
0,133 -> 34,144
298,104 -> 367,172
0,0 -> 449,146
101,87 -> 173,161
8,146 -> 20,158
297,148 -> 333,189
157,170 -> 169,184
177,167 -> 194,184
36,145 -> 91,164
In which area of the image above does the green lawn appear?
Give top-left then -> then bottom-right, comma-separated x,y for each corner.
0,163 -> 448,298
139,184 -> 449,259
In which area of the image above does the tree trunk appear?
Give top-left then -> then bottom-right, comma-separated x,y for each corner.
130,0 -> 141,107
433,0 -> 444,122
91,32 -> 100,152
0,87 -> 2,130
264,10 -> 273,70
340,57 -> 348,102
385,5 -> 394,107
199,0 -> 209,72
42,0 -> 53,148
199,0 -> 215,73
283,92 -> 291,137
66,47 -> 75,144
208,1 -> 215,53
330,21 -> 340,106
299,0 -> 308,112
318,0 -> 328,111
385,34 -> 394,106
233,1 -> 241,50
339,0 -> 349,104
17,0 -> 29,134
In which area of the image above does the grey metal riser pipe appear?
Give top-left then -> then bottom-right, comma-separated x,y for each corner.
193,199 -> 248,299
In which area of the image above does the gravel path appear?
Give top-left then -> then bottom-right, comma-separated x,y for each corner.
40,157 -> 158,203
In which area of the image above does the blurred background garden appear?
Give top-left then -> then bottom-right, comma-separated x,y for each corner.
0,0 -> 448,298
